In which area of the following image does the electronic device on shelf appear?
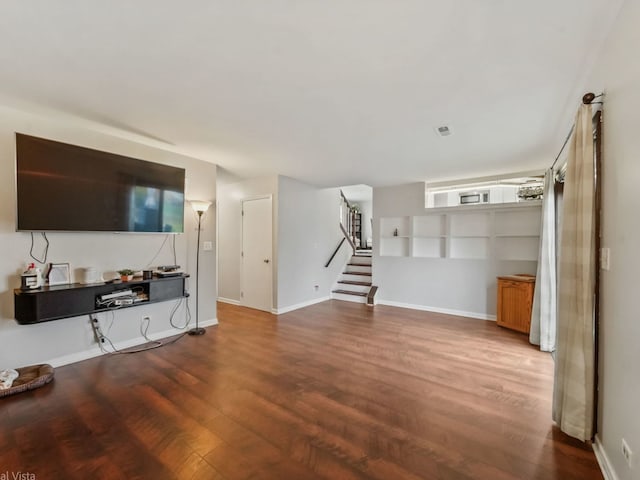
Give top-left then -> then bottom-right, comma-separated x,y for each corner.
113,298 -> 134,306
154,265 -> 183,277
98,289 -> 133,301
157,265 -> 180,272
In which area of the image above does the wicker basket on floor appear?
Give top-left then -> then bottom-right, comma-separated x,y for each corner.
0,364 -> 54,398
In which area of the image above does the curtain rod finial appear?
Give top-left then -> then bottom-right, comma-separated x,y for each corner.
583,92 -> 596,104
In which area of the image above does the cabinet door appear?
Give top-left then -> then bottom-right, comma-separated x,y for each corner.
497,280 -> 533,333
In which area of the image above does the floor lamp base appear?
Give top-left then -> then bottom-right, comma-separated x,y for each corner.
188,327 -> 206,336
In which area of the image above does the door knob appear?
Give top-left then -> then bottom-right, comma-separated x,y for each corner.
263,259 -> 270,263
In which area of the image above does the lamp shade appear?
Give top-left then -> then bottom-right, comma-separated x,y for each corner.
189,200 -> 212,214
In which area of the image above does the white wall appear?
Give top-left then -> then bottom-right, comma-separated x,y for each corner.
217,175 -> 349,312
0,105 -> 217,369
583,2 -> 640,478
277,176 -> 349,312
373,182 -> 538,319
217,175 -> 278,306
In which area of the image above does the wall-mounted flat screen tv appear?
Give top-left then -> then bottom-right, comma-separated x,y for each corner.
16,133 -> 185,233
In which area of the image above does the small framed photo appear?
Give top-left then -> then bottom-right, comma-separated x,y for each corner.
48,263 -> 71,286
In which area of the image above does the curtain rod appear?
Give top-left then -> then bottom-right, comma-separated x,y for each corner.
550,92 -> 603,170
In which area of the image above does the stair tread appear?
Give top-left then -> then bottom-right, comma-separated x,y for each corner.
343,271 -> 371,276
332,289 -> 368,297
347,263 -> 372,267
354,254 -> 372,257
338,280 -> 372,286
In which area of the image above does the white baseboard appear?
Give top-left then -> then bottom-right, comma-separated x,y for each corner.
217,297 -> 240,306
593,435 -> 619,480
273,296 -> 331,315
376,299 -> 496,321
48,318 -> 218,368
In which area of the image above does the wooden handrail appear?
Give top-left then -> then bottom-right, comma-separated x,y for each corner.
340,190 -> 351,209
325,238 -> 346,268
325,221 -> 356,268
340,222 -> 356,254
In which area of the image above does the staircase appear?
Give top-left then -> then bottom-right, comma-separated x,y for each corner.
332,252 -> 376,305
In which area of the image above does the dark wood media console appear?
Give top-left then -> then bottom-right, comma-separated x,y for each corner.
14,274 -> 189,325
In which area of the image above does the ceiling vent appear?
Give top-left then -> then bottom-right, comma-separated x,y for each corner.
435,125 -> 453,137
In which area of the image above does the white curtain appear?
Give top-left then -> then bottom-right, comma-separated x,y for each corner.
530,168 -> 557,352
552,104 -> 596,441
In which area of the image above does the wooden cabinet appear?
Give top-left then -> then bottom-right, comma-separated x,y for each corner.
496,275 -> 535,334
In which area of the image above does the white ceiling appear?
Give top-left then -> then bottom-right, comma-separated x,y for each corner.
341,184 -> 373,204
0,1 -> 623,187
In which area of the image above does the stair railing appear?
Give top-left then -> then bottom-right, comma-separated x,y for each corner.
340,190 -> 351,237
340,222 -> 356,254
325,238 -> 346,268
326,191 -> 357,268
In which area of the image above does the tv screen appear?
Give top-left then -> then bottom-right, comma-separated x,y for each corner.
16,134 -> 185,233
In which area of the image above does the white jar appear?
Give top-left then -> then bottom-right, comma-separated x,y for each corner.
82,267 -> 101,284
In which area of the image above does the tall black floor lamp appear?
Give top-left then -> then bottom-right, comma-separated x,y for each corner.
188,200 -> 211,336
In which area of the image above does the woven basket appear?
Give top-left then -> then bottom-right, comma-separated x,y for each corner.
0,364 -> 54,398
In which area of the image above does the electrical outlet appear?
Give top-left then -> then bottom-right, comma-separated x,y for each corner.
622,438 -> 633,467
90,317 -> 106,344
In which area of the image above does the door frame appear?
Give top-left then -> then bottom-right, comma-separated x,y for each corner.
240,195 -> 273,312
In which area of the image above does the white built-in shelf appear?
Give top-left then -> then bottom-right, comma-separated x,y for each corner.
412,237 -> 446,258
413,215 -> 445,237
495,234 -> 540,238
450,237 -> 490,259
379,202 -> 541,261
380,216 -> 410,237
449,235 -> 490,239
450,212 -> 490,235
379,236 -> 410,257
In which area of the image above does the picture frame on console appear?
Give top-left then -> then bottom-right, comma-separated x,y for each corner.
47,263 -> 70,286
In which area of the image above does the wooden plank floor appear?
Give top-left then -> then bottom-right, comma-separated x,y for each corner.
0,300 -> 603,480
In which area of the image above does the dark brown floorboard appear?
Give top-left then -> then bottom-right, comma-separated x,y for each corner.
0,300 -> 602,479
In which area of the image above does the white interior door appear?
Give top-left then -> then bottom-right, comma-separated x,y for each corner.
241,197 -> 272,312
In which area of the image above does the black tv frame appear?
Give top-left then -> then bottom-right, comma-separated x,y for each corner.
15,133 -> 186,234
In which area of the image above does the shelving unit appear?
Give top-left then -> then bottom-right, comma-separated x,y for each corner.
494,206 -> 541,262
412,237 -> 445,258
380,216 -> 410,237
448,211 -> 490,259
379,216 -> 411,256
14,274 -> 189,325
380,237 -> 410,257
411,214 -> 446,258
378,201 -> 541,262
